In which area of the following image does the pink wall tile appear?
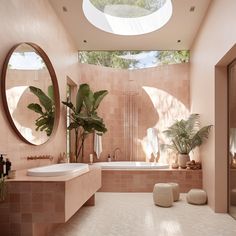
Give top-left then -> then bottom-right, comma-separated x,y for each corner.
0,0 -> 79,171
99,170 -> 202,193
0,167 -> 101,236
78,63 -> 189,163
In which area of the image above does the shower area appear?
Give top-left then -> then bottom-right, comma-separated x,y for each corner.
123,78 -> 139,161
79,63 -> 190,163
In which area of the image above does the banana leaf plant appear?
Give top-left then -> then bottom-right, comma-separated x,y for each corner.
62,83 -> 108,162
162,114 -> 212,155
27,85 -> 55,136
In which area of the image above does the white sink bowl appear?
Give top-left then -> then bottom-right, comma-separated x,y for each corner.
27,163 -> 89,177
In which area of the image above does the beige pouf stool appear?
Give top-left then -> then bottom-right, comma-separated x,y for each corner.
168,183 -> 180,202
153,183 -> 173,207
187,189 -> 207,205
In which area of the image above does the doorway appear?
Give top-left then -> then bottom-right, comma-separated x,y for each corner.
228,60 -> 236,219
66,77 -> 77,160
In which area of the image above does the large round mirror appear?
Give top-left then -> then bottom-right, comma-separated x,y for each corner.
1,43 -> 60,145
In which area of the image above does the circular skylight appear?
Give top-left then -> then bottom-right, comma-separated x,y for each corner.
83,0 -> 173,36
90,0 -> 167,18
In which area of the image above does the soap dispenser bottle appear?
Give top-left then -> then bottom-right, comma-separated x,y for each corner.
5,158 -> 11,176
107,154 -> 111,162
0,154 -> 6,176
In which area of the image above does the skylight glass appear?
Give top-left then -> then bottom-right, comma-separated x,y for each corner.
90,0 -> 167,18
82,0 -> 173,35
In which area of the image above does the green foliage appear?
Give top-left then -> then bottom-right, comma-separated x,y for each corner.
62,84 -> 108,162
79,50 -> 190,69
163,114 -> 212,154
27,86 -> 55,136
0,175 -> 6,202
79,51 -> 139,69
157,50 -> 190,64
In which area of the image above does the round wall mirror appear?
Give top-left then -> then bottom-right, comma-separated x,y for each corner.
1,43 -> 60,145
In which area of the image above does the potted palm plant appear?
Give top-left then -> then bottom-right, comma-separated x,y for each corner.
62,83 -> 108,162
163,114 -> 212,168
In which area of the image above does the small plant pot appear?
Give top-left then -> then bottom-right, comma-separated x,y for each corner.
178,154 -> 190,169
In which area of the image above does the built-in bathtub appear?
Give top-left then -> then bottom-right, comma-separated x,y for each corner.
27,163 -> 89,177
94,161 -> 169,169
95,161 -> 202,193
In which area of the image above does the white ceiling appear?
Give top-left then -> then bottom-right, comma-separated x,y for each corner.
49,0 -> 212,51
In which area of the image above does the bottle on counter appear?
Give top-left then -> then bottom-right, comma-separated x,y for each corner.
0,154 -> 6,177
5,158 -> 11,176
107,154 -> 111,162
89,154 -> 93,164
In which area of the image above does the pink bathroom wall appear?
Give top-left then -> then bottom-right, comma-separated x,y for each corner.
190,0 -> 236,212
0,0 -> 79,170
78,63 -> 189,163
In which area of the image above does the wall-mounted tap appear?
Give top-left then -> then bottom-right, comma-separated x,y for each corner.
27,155 -> 53,161
112,147 -> 122,161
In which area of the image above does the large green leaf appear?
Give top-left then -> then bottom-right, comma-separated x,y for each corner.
29,86 -> 53,112
93,90 -> 108,110
191,125 -> 212,150
62,101 -> 75,112
84,90 -> 94,113
48,85 -> 54,102
27,103 -> 43,115
76,84 -> 90,113
35,118 -> 48,127
186,113 -> 200,137
40,124 -> 48,132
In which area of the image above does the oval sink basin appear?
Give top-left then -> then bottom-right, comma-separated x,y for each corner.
27,163 -> 89,177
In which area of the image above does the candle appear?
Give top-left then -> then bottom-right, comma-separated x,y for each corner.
89,154 -> 93,164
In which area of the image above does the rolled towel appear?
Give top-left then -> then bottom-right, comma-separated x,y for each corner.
94,132 -> 103,159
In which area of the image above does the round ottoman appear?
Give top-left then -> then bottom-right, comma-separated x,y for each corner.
230,189 -> 236,206
168,183 -> 180,201
153,183 -> 173,207
187,189 -> 207,205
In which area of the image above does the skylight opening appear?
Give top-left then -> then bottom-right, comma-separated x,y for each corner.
78,51 -> 190,70
82,0 -> 173,35
90,0 -> 167,18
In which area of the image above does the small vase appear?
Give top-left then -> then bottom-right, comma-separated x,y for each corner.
178,154 -> 190,169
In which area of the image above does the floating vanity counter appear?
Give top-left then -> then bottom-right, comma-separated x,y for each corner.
0,165 -> 101,236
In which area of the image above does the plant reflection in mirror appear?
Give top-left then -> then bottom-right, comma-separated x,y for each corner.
62,83 -> 108,162
27,85 -> 55,136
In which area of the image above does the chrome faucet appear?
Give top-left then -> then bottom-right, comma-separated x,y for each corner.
112,147 -> 122,161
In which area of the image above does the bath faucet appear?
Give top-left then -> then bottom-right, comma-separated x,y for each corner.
112,148 -> 122,161
27,155 -> 53,161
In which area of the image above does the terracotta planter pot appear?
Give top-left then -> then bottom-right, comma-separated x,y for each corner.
178,154 -> 190,169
